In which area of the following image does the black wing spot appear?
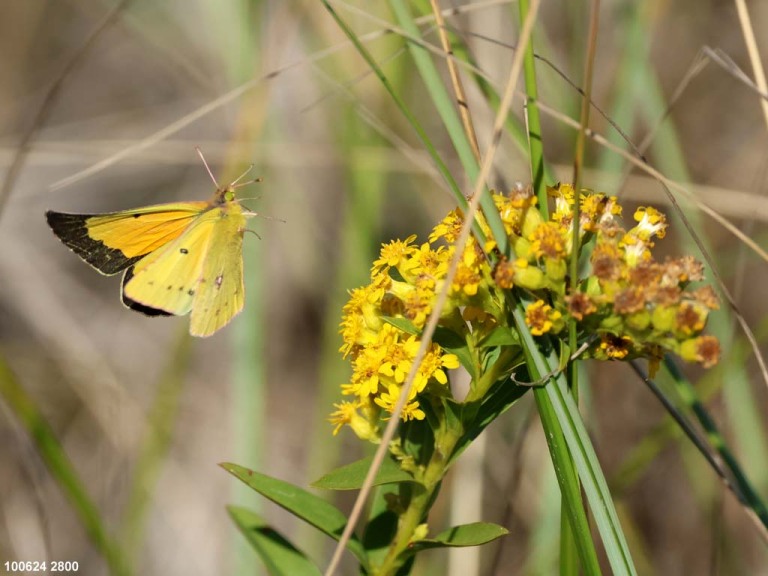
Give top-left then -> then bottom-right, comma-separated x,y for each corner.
180,248 -> 188,254
188,289 -> 195,296
148,281 -> 154,286
133,213 -> 141,219
178,286 -> 184,292
167,285 -> 173,290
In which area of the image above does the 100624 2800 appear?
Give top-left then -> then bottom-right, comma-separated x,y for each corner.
4,560 -> 79,572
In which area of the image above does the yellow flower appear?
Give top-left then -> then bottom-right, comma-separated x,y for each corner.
429,210 -> 463,244
530,221 -> 567,259
414,347 -> 459,393
680,335 -> 720,368
374,384 -> 425,421
451,244 -> 483,297
549,183 -> 575,224
675,301 -> 707,336
329,401 -> 380,440
408,243 -> 449,278
403,276 -> 437,328
352,346 -> 387,396
525,300 -> 562,336
599,334 -> 632,359
329,401 -> 356,435
632,206 -> 667,240
372,235 -> 417,273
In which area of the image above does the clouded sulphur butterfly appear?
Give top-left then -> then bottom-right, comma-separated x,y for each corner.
46,151 -> 259,337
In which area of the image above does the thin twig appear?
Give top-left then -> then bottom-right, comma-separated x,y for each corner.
429,0 -> 482,163
733,0 -> 768,129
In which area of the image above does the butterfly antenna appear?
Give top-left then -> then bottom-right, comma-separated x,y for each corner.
196,147 -> 221,189
233,176 -> 263,190
231,164 -> 255,186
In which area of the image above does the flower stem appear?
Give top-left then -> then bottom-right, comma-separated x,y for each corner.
375,424 -> 464,575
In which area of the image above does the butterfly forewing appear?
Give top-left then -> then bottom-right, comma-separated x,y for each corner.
189,204 -> 247,337
46,202 -> 208,275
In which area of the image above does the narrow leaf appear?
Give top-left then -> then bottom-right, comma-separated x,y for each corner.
312,455 -> 416,490
407,522 -> 508,553
477,326 -> 521,347
221,463 -> 368,566
228,506 -> 322,576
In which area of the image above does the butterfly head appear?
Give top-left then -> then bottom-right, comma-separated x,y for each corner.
218,185 -> 238,204
196,147 -> 261,206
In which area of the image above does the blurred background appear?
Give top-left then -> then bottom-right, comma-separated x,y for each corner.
1,1 -> 767,574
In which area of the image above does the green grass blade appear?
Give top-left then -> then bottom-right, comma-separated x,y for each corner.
389,0 -> 480,184
320,0 -> 503,250
517,0 -> 548,215
662,359 -> 768,530
514,307 -> 637,575
388,0 -> 509,253
0,353 -> 128,576
531,386 -> 601,574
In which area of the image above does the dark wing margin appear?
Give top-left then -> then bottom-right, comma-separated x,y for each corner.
46,211 -> 141,275
120,267 -> 173,317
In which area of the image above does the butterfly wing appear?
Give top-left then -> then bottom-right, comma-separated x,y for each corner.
121,210 -> 217,317
189,204 -> 248,337
46,202 -> 208,275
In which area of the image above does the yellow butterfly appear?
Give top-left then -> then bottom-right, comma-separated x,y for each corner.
46,153 -> 259,337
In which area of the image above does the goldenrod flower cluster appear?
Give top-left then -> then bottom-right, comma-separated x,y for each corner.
510,185 -> 720,368
331,184 -> 720,439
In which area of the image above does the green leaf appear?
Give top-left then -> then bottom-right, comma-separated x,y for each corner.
312,455 -> 416,490
406,522 -> 509,553
221,463 -> 368,567
227,506 -> 322,576
381,315 -> 419,335
477,326 -> 521,348
451,377 -> 529,463
433,327 -> 474,373
362,508 -> 399,565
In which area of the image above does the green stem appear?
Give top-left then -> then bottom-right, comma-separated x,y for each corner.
375,424 -> 464,575
466,346 -> 519,403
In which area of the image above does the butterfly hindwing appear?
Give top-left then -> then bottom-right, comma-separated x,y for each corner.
121,267 -> 173,317
121,211 -> 217,316
190,205 -> 247,337
46,202 -> 208,275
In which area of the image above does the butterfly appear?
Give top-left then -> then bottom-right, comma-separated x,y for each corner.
46,151 -> 259,337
